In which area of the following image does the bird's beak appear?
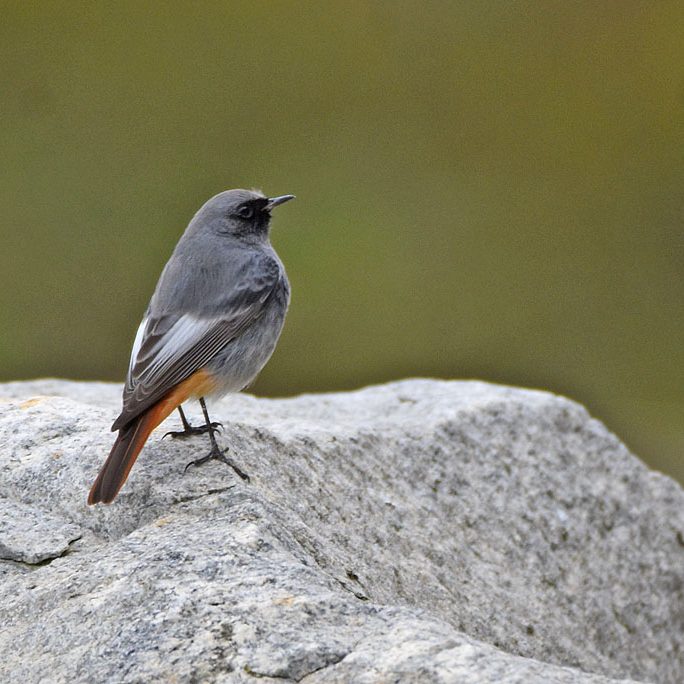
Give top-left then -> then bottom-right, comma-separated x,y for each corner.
265,194 -> 295,211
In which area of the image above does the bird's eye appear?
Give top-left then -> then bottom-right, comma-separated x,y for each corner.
236,204 -> 254,219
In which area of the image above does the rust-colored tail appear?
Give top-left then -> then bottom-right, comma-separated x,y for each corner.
88,403 -> 167,505
88,370 -> 218,505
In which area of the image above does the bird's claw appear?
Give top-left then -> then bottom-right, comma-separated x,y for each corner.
183,446 -> 250,482
162,422 -> 223,440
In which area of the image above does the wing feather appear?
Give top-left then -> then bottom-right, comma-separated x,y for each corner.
112,253 -> 280,430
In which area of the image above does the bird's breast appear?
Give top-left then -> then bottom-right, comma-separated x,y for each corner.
204,278 -> 289,396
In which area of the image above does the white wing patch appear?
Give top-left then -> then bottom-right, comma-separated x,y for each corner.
128,317 -> 148,378
128,313 -> 218,391
144,315 -> 214,375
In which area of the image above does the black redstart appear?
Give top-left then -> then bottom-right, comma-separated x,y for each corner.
88,189 -> 294,504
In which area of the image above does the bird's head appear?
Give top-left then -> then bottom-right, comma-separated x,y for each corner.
188,189 -> 295,243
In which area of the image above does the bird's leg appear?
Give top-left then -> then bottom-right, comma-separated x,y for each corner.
162,404 -> 222,440
184,397 -> 250,482
178,405 -> 193,431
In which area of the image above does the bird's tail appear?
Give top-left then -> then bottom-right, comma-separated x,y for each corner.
87,402 -> 166,505
88,370 -> 218,505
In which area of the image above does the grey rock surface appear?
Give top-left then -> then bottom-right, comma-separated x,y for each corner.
0,378 -> 681,683
0,497 -> 81,563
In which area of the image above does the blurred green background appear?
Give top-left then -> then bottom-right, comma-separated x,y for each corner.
1,2 -> 682,483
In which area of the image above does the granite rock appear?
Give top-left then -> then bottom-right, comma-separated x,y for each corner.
0,379 -> 681,683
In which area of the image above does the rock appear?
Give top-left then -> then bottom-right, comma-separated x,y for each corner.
0,497 -> 81,564
0,379 -> 681,683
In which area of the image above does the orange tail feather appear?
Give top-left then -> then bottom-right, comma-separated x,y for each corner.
88,370 -> 217,505
88,401 -> 169,504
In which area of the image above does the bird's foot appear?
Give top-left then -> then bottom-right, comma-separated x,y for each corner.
162,422 -> 223,440
184,444 -> 250,482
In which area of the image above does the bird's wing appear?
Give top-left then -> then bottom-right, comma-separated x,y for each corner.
112,254 -> 280,431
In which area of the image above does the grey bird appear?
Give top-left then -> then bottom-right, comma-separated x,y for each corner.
88,189 -> 294,504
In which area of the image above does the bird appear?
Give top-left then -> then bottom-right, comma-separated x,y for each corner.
87,189 -> 294,504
